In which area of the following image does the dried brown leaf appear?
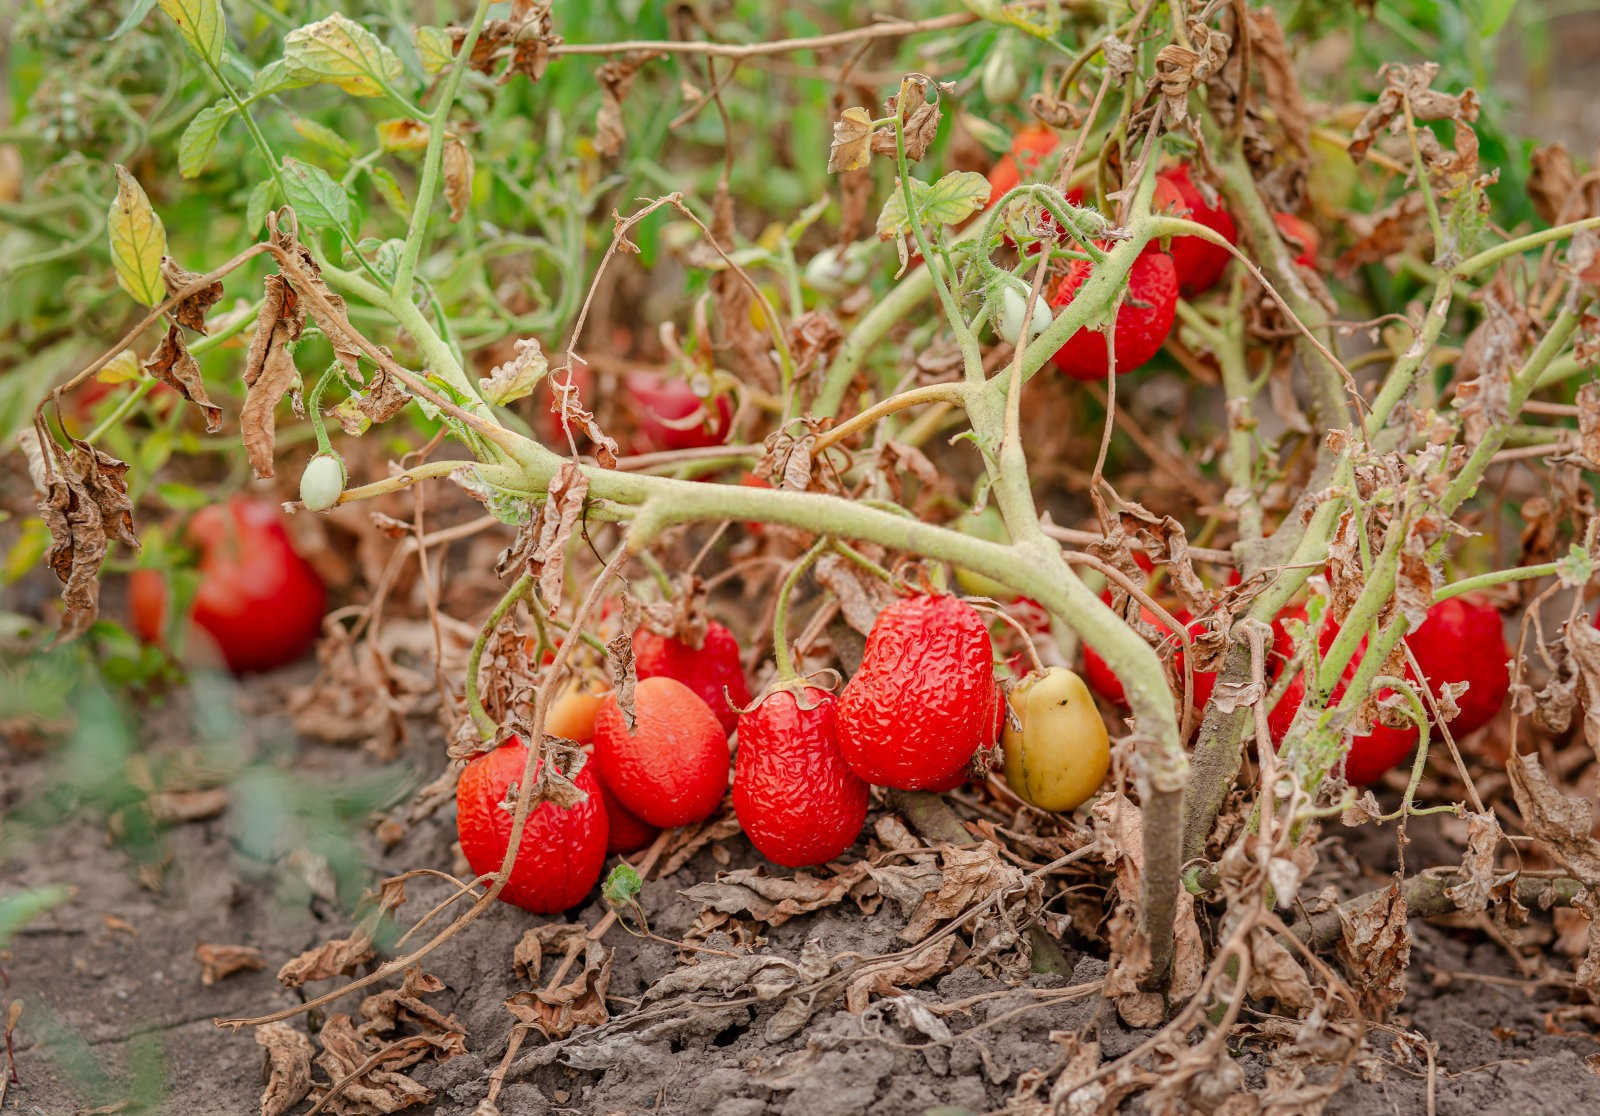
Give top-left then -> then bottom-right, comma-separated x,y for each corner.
814,551 -> 895,636
1507,749 -> 1600,884
1247,928 -> 1315,1015
443,138 -> 473,223
311,1013 -> 433,1114
241,274 -> 305,478
257,1022 -> 315,1116
160,255 -> 223,335
828,106 -> 874,174
1246,9 -> 1311,155
505,940 -> 611,1038
195,942 -> 265,985
684,862 -> 872,928
24,425 -> 138,642
142,324 -> 223,432
1528,144 -> 1581,225
1444,810 -> 1503,916
899,842 -> 1023,944
844,934 -> 961,1013
495,463 -> 588,610
277,878 -> 407,988
1335,882 -> 1410,1019
594,52 -> 659,157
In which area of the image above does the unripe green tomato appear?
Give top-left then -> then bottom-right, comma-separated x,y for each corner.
299,452 -> 345,512
981,36 -> 1023,104
1002,667 -> 1110,811
804,245 -> 870,295
952,503 -> 1013,600
996,284 -> 1053,346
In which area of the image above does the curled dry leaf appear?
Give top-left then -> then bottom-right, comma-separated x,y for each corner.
194,942 -> 265,985
512,923 -> 589,983
1444,810 -> 1503,916
594,52 -> 660,158
495,462 -> 588,612
478,337 -> 546,406
844,935 -> 961,1013
1506,749 -> 1600,885
257,1022 -> 315,1116
1247,928 -> 1315,1016
1333,192 -> 1426,277
1578,381 -> 1600,469
143,324 -> 223,432
241,273 -> 305,478
1335,882 -> 1410,1020
23,424 -> 138,643
684,862 -> 873,929
900,842 -> 1027,945
357,967 -> 466,1058
310,1013 -> 434,1115
828,106 -> 874,174
815,551 -> 896,636
443,138 -> 474,223
460,0 -> 561,85
159,255 -> 223,334
1245,8 -> 1311,155
871,78 -> 941,163
1566,614 -> 1600,761
505,939 -> 611,1038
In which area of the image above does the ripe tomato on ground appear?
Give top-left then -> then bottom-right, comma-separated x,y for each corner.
1046,245 -> 1178,380
593,676 -> 730,828
455,738 -> 609,913
130,497 -> 326,674
835,594 -> 1000,790
733,687 -> 869,867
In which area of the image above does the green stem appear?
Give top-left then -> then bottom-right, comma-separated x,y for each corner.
392,0 -> 495,298
1455,214 -> 1600,280
1435,561 -> 1560,601
771,539 -> 830,680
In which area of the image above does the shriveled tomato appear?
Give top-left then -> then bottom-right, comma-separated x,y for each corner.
131,497 -> 326,674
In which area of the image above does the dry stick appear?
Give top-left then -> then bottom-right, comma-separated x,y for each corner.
217,542 -> 633,1031
546,10 -> 978,59
1292,871 -> 1586,951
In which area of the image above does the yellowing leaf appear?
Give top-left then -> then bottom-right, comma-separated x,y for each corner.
178,101 -> 235,179
290,115 -> 355,159
283,13 -> 404,98
98,349 -> 143,385
875,171 -> 991,239
107,165 -> 168,307
828,106 -> 874,173
414,26 -> 453,74
158,0 -> 225,66
375,118 -> 429,153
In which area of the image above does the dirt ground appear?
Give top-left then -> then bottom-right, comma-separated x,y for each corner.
5,665 -> 1600,1116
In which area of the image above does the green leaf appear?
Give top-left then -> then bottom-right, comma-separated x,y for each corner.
107,165 -> 168,307
107,0 -> 160,41
363,238 -> 405,286
414,25 -> 454,74
178,101 -> 236,178
1475,0 -> 1518,38
154,481 -> 214,510
291,115 -> 355,160
0,886 -> 72,948
875,171 -> 991,241
3,518 -> 52,585
603,863 -> 642,907
280,157 -> 351,233
245,178 -> 277,235
283,13 -> 405,97
368,166 -> 410,220
157,0 -> 225,66
249,57 -> 309,100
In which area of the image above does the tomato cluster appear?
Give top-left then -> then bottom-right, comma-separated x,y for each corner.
984,130 -> 1321,380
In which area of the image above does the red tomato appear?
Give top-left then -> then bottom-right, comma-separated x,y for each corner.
623,372 -> 733,453
985,126 -> 1060,207
132,498 -> 326,674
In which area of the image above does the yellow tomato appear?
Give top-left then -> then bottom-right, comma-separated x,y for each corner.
546,682 -> 608,744
1002,667 -> 1110,811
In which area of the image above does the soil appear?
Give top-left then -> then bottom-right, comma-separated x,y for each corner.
5,669 -> 1600,1116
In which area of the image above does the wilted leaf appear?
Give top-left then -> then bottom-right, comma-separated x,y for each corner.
495,462 -> 587,611
257,1022 -> 314,1116
443,138 -> 473,223
1247,928 -> 1315,1015
1444,810 -> 1503,916
683,863 -> 872,928
900,843 -> 1024,944
1245,8 -> 1309,154
159,256 -> 223,335
377,118 -> 430,153
107,166 -> 167,307
178,101 -> 235,178
505,940 -> 611,1039
277,878 -> 407,988
194,942 -> 265,985
24,426 -> 138,642
283,13 -> 405,97
845,935 -> 961,1013
828,107 -> 874,174
479,337 -> 547,406
1507,749 -> 1600,884
1335,882 -> 1410,1019
1528,144 -> 1581,225
158,0 -> 224,66
241,274 -> 305,478
875,172 -> 991,239
143,326 -> 223,433
594,52 -> 659,157
310,1013 -> 433,1114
